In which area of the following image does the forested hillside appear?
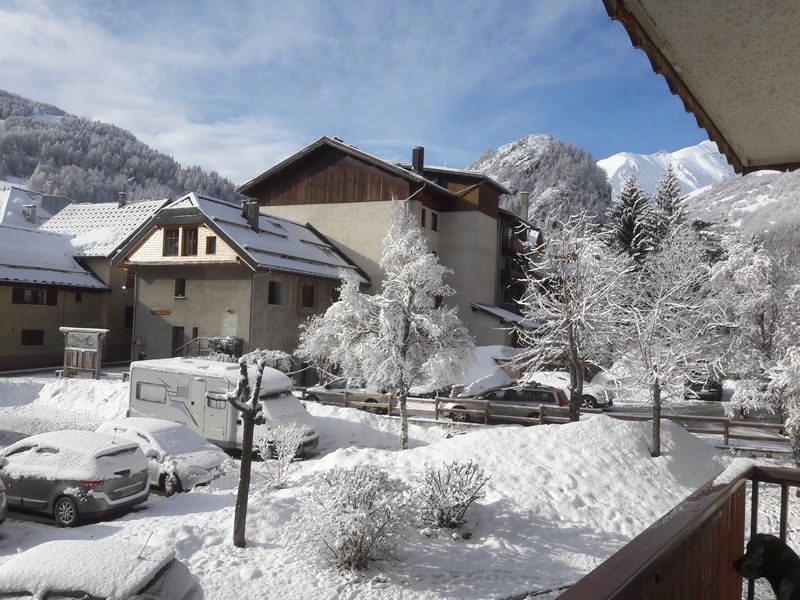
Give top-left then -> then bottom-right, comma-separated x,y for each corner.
0,90 -> 238,203
469,134 -> 612,225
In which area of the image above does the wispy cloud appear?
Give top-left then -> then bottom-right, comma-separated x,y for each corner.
0,0 -> 687,183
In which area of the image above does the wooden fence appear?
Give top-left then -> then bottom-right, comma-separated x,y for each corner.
307,390 -> 790,450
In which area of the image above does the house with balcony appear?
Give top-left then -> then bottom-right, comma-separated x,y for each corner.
237,136 -> 539,346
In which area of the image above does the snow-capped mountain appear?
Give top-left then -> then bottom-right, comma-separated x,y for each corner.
469,134 -> 612,224
598,140 -> 735,197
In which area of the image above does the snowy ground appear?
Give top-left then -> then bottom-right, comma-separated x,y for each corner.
0,375 -> 780,599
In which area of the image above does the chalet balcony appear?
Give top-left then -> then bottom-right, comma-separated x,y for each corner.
560,465 -> 800,599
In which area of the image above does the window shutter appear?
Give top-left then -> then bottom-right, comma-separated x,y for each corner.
11,287 -> 24,304
46,289 -> 58,305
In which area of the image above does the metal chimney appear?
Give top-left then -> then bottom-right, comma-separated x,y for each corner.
519,191 -> 530,221
117,191 -> 127,208
21,204 -> 36,224
412,146 -> 425,173
246,201 -> 260,232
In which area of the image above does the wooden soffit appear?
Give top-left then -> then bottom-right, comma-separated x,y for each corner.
604,0 -> 800,174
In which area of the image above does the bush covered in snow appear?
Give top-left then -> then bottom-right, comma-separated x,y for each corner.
255,423 -> 304,489
415,461 -> 489,529
287,466 -> 409,570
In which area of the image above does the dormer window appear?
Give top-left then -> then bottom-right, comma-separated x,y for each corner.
182,227 -> 198,256
163,228 -> 179,256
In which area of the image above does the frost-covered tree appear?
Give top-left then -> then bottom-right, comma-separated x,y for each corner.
615,230 -> 726,457
206,357 -> 267,547
652,165 -> 685,244
606,176 -> 655,262
515,211 -> 633,421
758,348 -> 800,465
298,200 -> 473,449
256,423 -> 304,489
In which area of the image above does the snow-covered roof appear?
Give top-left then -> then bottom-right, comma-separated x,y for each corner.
0,540 -> 174,598
393,161 -> 511,195
161,193 -> 369,283
0,225 -> 108,289
0,183 -> 53,228
471,303 -> 539,330
40,198 -> 168,257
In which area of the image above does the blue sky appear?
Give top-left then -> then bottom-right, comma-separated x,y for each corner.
0,0 -> 709,183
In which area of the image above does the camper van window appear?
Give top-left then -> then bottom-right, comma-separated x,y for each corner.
176,385 -> 189,399
207,397 -> 226,410
136,382 -> 167,403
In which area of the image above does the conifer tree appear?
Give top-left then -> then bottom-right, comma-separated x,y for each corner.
606,175 -> 655,262
653,165 -> 686,244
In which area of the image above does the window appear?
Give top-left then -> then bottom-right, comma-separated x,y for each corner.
431,212 -> 439,232
268,281 -> 282,305
163,228 -> 179,256
207,397 -> 226,409
21,329 -> 44,346
300,284 -> 316,309
171,326 -> 185,356
331,287 -> 341,303
421,208 -> 427,228
75,291 -> 82,303
136,382 -> 167,403
12,286 -> 56,306
125,269 -> 136,290
124,306 -> 134,328
205,236 -> 217,255
174,278 -> 186,298
182,227 -> 198,256
192,326 -> 199,340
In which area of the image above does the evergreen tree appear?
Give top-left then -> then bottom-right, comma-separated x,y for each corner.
606,175 -> 655,262
652,164 -> 685,243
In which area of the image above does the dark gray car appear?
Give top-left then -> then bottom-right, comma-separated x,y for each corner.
442,384 -> 568,423
0,430 -> 149,527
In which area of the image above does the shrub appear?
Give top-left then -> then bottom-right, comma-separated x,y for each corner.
415,460 -> 489,529
287,466 -> 408,569
255,423 -> 305,489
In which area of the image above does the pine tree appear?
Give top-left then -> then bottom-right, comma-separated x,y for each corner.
606,175 -> 655,262
652,165 -> 685,244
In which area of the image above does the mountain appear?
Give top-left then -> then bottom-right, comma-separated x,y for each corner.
0,90 -> 238,204
469,134 -> 613,225
598,140 -> 735,198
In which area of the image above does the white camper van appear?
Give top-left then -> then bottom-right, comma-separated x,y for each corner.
128,358 -> 320,454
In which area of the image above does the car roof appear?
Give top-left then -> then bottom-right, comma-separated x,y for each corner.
101,417 -> 187,435
5,430 -> 138,458
0,540 -> 174,598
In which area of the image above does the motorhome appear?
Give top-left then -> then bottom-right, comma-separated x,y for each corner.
127,358 -> 320,454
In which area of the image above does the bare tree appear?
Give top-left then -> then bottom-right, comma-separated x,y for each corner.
206,357 -> 267,547
515,210 -> 632,421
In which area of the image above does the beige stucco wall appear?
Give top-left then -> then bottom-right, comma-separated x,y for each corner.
133,264 -> 254,360
0,285 -> 108,370
83,257 -> 135,362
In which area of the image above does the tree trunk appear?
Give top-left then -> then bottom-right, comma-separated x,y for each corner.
233,412 -> 255,547
567,362 -> 583,422
650,380 -> 661,458
399,393 -> 409,450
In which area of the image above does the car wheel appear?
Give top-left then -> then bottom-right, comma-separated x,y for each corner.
581,395 -> 598,409
305,394 -> 320,403
54,496 -> 80,527
363,398 -> 382,415
161,473 -> 183,497
450,406 -> 471,423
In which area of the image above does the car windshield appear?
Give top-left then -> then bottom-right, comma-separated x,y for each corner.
150,427 -> 208,455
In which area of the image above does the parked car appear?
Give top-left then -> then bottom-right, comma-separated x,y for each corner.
0,479 -> 6,526
0,430 -> 149,527
304,377 -> 386,413
684,369 -> 724,401
0,539 -> 203,599
522,371 -> 616,408
442,384 -> 568,423
97,417 -> 228,497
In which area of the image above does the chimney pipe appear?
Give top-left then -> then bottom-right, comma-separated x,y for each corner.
21,204 -> 36,224
117,191 -> 127,208
412,146 -> 424,174
519,191 -> 530,221
246,201 -> 260,232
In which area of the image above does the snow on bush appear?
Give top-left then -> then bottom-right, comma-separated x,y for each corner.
286,465 -> 409,570
255,422 -> 304,489
415,460 -> 489,529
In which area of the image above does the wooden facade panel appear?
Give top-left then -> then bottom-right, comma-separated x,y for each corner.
127,225 -> 240,265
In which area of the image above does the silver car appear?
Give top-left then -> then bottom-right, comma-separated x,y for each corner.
0,430 -> 149,527
0,539 -> 203,599
442,385 -> 568,423
304,377 -> 386,413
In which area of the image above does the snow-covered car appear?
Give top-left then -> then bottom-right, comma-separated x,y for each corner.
0,478 -> 6,526
0,539 -> 203,599
684,370 -> 724,401
442,384 -> 568,423
521,371 -> 615,409
256,393 -> 321,456
0,430 -> 149,527
97,417 -> 228,497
